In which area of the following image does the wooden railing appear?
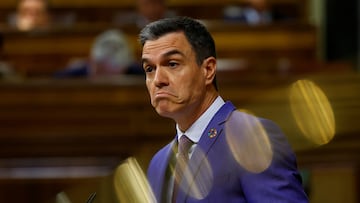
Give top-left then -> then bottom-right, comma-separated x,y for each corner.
0,0 -> 308,22
0,0 -> 306,8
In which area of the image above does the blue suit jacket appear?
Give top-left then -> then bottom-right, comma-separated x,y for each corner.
147,101 -> 308,202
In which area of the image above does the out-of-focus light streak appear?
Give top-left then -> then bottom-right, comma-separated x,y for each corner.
113,157 -> 156,203
225,110 -> 273,173
289,79 -> 335,145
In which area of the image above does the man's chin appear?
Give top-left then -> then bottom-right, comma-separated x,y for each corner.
153,100 -> 182,118
155,108 -> 173,118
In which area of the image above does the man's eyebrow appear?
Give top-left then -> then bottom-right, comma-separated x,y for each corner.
141,58 -> 149,65
141,49 -> 185,65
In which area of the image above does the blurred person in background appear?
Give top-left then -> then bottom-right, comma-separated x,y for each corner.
114,0 -> 176,29
135,0 -> 172,27
9,0 -> 51,31
224,0 -> 272,25
54,29 -> 143,78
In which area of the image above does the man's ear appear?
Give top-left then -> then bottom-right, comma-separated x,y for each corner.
202,57 -> 217,86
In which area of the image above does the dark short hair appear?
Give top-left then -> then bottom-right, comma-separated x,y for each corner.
139,16 -> 218,90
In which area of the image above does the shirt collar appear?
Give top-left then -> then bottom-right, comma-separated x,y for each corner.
176,96 -> 225,143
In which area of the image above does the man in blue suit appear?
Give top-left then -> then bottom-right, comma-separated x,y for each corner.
139,16 -> 308,203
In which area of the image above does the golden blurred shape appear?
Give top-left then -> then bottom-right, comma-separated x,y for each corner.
113,157 -> 156,203
225,111 -> 273,173
289,79 -> 335,145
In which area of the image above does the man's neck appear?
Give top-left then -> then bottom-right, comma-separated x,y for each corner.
177,92 -> 219,132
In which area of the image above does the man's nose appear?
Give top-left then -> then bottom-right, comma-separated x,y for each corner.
154,66 -> 169,87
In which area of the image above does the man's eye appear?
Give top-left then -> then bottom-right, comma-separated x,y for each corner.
169,62 -> 178,68
144,66 -> 154,73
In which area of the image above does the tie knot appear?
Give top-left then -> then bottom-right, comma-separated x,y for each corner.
178,135 -> 193,156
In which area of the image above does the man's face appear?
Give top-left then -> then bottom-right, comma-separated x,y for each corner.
141,32 -> 209,121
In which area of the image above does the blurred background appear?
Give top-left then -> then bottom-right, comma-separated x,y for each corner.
0,0 -> 358,202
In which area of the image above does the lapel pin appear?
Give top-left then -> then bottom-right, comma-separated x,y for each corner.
208,128 -> 217,138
